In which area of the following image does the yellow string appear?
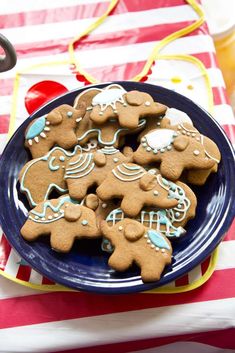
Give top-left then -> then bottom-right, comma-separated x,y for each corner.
68,0 -> 119,83
68,0 -> 205,83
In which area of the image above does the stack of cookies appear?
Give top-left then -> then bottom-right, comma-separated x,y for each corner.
19,84 -> 221,283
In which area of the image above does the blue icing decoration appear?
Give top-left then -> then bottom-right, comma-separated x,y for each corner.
48,156 -> 60,171
26,116 -> 46,140
59,156 -> 65,161
147,230 -> 170,250
31,195 -> 79,218
81,220 -> 88,225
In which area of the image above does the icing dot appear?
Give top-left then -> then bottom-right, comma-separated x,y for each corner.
59,156 -> 65,161
182,131 -> 186,135
67,111 -> 73,117
175,212 -> 180,218
155,247 -> 159,251
196,137 -> 200,141
65,204 -> 69,208
46,121 -> 50,125
34,136 -> 39,143
179,190 -> 184,196
193,150 -> 200,156
82,220 -> 88,226
54,213 -> 59,217
141,137 -> 146,142
99,112 -> 103,116
102,203 -> 107,208
48,215 -> 53,220
192,133 -> 196,137
113,157 -> 119,163
146,147 -> 151,152
147,239 -> 151,244
160,148 -> 165,153
145,101 -> 151,106
153,149 -> 158,154
187,84 -> 194,90
167,145 -> 172,151
34,216 -> 39,220
153,190 -> 159,196
113,110 -> 118,114
118,226 -> 123,231
161,249 -> 166,253
62,166 -> 65,169
142,142 -> 147,147
186,132 -> 190,136
28,139 -> 33,146
157,122 -> 161,126
123,103 -> 127,107
41,217 -> 46,221
178,204 -> 182,209
151,244 -> 155,248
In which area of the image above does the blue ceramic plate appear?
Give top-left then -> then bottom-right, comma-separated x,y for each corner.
0,82 -> 235,294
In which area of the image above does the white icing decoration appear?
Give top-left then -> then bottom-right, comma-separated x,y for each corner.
92,88 -> 127,113
112,163 -> 145,182
34,136 -> 39,143
145,129 -> 175,150
145,101 -> 151,106
164,108 -> 192,125
28,139 -> 33,146
44,127 -> 50,131
40,132 -> 46,138
193,150 -> 200,156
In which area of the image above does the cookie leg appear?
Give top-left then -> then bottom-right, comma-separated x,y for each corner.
50,231 -> 75,252
67,181 -> 88,200
108,249 -> 133,271
120,196 -> 143,217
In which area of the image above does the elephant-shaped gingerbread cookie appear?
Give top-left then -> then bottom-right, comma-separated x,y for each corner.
21,195 -> 100,252
64,147 -> 133,200
74,84 -> 146,147
86,85 -> 166,129
19,145 -> 86,207
25,104 -> 86,158
96,163 -> 178,217
101,219 -> 172,282
134,127 -> 220,181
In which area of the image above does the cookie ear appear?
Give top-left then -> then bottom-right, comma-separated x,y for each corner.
124,220 -> 145,241
85,194 -> 99,210
64,204 -> 82,222
139,173 -> 156,191
93,152 -> 106,166
47,109 -> 63,126
173,135 -> 189,151
125,91 -> 144,106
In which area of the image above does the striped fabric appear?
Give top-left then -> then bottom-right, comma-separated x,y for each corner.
0,1 -> 235,352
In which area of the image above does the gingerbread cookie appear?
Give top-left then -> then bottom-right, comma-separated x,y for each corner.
25,104 -> 86,158
134,127 -> 219,181
101,218 -> 172,282
19,144 -> 97,207
21,195 -> 100,252
65,147 -> 133,200
74,85 -> 146,147
96,163 -> 178,217
89,85 -> 166,129
84,193 -> 117,226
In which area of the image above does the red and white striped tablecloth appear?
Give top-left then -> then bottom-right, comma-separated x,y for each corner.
0,1 -> 235,352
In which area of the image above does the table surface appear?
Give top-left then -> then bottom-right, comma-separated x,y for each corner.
0,1 -> 235,353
